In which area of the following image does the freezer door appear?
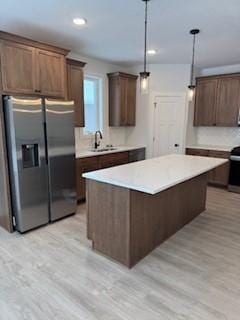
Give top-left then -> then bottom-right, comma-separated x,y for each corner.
45,99 -> 76,221
4,96 -> 49,232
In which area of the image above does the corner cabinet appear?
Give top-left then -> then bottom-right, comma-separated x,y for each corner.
108,72 -> 138,126
67,59 -> 86,127
0,31 -> 69,99
194,73 -> 240,127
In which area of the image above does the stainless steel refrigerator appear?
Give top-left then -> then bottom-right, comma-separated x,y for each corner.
4,96 -> 76,233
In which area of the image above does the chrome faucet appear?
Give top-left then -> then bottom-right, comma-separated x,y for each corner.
94,130 -> 103,149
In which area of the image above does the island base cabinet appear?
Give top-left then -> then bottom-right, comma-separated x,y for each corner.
86,173 -> 208,268
87,181 -> 130,266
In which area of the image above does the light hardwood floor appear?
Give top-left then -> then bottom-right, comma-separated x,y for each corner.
0,187 -> 240,320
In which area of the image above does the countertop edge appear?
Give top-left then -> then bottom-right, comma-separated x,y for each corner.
83,157 -> 227,195
186,145 -> 233,152
75,146 -> 146,159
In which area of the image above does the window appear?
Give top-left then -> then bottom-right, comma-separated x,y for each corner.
83,75 -> 102,135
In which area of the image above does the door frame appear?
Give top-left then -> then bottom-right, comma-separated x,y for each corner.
150,91 -> 189,158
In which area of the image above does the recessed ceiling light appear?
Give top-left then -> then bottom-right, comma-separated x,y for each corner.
147,49 -> 157,55
73,18 -> 87,26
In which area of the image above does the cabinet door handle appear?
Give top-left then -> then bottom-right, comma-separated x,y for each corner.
238,107 -> 240,126
35,89 -> 41,93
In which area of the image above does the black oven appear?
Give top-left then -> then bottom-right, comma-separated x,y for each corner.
228,147 -> 240,193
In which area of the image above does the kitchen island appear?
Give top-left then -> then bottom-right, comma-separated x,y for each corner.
83,154 -> 227,268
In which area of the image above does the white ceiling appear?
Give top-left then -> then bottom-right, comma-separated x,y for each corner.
1,0 -> 240,68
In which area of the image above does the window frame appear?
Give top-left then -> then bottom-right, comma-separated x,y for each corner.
83,74 -> 103,137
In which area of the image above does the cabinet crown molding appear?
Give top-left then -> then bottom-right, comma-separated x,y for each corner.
196,72 -> 240,81
66,58 -> 86,68
0,30 -> 70,56
107,72 -> 138,80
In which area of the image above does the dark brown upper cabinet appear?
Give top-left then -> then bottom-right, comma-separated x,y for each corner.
0,40 -> 36,95
67,58 -> 86,127
0,31 -> 69,99
108,72 -> 138,126
194,73 -> 240,127
194,78 -> 218,126
36,49 -> 67,98
215,77 -> 240,126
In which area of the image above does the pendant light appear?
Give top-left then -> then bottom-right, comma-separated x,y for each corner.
140,0 -> 151,95
188,29 -> 200,101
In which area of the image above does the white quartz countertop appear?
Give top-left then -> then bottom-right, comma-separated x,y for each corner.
83,154 -> 227,195
76,145 -> 145,159
186,144 -> 234,152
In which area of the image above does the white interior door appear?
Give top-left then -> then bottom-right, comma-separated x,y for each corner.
153,94 -> 187,157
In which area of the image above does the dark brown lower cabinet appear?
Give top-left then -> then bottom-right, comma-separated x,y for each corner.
208,162 -> 230,187
185,148 -> 209,157
128,148 -> 146,162
186,148 -> 230,187
99,152 -> 129,169
76,156 -> 99,201
76,148 -> 146,201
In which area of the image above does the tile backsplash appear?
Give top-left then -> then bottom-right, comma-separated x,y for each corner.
197,127 -> 240,147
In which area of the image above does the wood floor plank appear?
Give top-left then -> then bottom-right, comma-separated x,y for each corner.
0,187 -> 239,319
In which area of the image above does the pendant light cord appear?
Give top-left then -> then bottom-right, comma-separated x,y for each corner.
190,33 -> 196,86
144,0 -> 148,73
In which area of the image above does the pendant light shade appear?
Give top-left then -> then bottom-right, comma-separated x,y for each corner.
188,84 -> 195,101
140,71 -> 150,94
140,0 -> 151,95
188,29 -> 200,101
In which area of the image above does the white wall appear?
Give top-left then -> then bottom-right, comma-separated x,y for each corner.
68,52 -> 131,152
126,64 -> 191,158
186,64 -> 240,148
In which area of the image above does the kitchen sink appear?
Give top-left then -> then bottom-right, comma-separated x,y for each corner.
91,147 -> 117,153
